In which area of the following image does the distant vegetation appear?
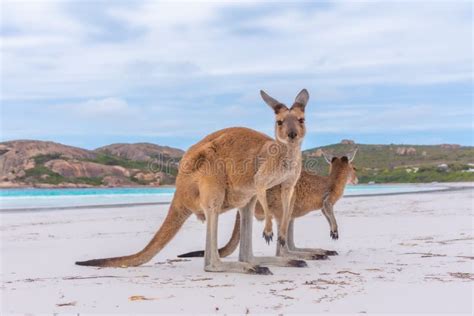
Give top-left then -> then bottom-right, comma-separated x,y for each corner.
355,165 -> 474,183
33,153 -> 63,165
19,153 -> 103,186
23,165 -> 104,186
85,153 -> 150,170
303,143 -> 474,183
85,153 -> 179,177
21,153 -> 179,187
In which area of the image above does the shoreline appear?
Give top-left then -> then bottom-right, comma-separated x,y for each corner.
1,184 -> 472,213
0,184 -> 177,190
0,182 -> 470,190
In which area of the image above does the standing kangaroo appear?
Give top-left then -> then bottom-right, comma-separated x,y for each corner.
76,89 -> 310,275
178,149 -> 358,260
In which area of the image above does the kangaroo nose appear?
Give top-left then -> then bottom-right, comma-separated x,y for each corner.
288,131 -> 297,139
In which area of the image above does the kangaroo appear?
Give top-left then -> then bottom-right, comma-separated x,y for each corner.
178,149 -> 358,260
76,89 -> 310,275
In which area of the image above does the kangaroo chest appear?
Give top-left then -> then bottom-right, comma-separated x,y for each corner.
267,161 -> 301,188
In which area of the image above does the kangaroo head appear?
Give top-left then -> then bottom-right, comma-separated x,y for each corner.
322,148 -> 359,185
260,89 -> 309,145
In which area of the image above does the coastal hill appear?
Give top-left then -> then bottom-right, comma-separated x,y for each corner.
303,140 -> 474,183
0,140 -> 183,188
0,139 -> 473,188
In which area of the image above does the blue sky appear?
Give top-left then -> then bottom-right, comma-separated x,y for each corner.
1,0 -> 472,150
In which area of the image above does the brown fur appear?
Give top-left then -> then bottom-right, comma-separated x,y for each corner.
257,90 -> 308,243
259,156 -> 357,221
76,89 -> 310,271
178,153 -> 358,258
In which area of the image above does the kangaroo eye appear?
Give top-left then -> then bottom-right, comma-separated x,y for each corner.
298,118 -> 305,124
277,120 -> 283,126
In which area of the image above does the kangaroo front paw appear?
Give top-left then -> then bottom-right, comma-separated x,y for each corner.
262,231 -> 273,244
325,250 -> 338,256
277,236 -> 286,247
330,230 -> 339,240
248,265 -> 273,275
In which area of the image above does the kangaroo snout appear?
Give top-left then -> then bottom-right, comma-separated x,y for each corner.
288,131 -> 297,139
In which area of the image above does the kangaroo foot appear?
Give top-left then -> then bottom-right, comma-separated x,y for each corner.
249,265 -> 273,275
250,256 -> 307,268
288,259 -> 308,267
291,247 -> 338,256
205,261 -> 273,275
280,250 -> 329,261
310,254 -> 329,260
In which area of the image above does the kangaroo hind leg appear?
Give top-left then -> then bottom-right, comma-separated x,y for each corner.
239,198 -> 306,268
200,179 -> 269,275
277,220 -> 331,260
288,220 -> 337,256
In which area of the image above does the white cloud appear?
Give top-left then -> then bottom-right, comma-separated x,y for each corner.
1,0 -> 84,35
308,103 -> 473,134
108,1 -> 221,28
70,97 -> 135,117
1,1 -> 472,101
0,1 -> 472,147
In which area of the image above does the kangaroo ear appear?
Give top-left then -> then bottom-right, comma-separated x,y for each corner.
260,90 -> 287,114
348,147 -> 358,162
321,150 -> 333,164
291,88 -> 309,112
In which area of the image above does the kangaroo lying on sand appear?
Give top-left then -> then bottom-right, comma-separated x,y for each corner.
76,89 -> 309,274
178,149 -> 358,260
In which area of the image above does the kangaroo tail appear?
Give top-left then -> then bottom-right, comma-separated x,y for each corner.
178,211 -> 241,258
76,200 -> 192,267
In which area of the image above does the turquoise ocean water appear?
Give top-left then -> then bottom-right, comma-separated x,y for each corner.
0,184 -> 443,210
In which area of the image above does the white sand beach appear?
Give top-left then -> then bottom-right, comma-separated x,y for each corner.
1,184 -> 473,314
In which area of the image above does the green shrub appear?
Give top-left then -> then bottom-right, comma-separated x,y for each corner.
22,165 -> 103,186
86,154 -> 179,176
33,153 -> 63,165
23,166 -> 66,185
72,177 -> 103,186
356,165 -> 474,183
